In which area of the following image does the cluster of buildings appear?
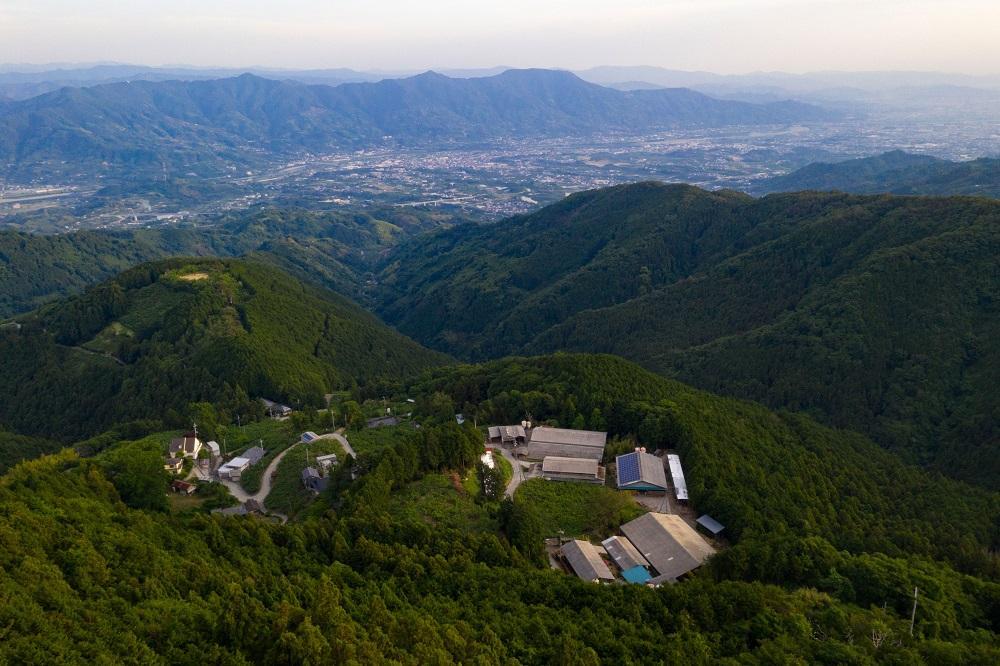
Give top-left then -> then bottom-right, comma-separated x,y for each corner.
300,432 -> 339,493
486,420 -> 726,586
560,512 -> 719,585
164,431 -> 220,475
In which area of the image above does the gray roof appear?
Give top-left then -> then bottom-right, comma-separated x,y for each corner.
530,427 -> 606,448
542,456 -> 599,477
302,466 -> 321,481
527,427 -> 606,461
696,514 -> 725,535
562,540 -> 614,582
243,446 -> 266,465
600,535 -> 650,571
620,513 -> 715,580
205,441 -> 220,454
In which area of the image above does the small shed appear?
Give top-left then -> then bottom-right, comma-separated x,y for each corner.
205,441 -> 221,457
696,514 -> 725,537
243,446 -> 266,466
170,480 -> 196,495
302,466 -> 328,492
164,457 -> 184,474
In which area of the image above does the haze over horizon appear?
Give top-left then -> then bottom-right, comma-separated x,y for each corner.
2,0 -> 999,75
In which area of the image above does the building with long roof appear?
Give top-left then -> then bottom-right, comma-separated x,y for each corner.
542,456 -> 605,484
561,539 -> 615,583
620,513 -> 715,581
526,426 -> 606,461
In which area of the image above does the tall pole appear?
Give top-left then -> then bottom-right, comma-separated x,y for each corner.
909,587 -> 919,636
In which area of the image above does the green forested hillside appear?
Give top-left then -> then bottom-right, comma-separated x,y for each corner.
0,352 -> 997,663
376,184 -> 1000,486
0,258 -> 447,441
410,354 -> 999,576
0,205 -> 465,318
757,150 -> 1000,198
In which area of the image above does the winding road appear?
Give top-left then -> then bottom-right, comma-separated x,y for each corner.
218,429 -> 352,507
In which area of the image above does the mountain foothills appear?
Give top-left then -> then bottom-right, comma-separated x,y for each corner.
376,183 -> 1000,487
756,150 -> 1000,197
0,205 -> 466,318
0,258 -> 447,442
1,353 -> 998,663
0,70 -> 832,178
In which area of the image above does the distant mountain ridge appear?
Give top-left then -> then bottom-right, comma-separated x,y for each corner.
0,69 -> 834,177
756,150 -> 1000,197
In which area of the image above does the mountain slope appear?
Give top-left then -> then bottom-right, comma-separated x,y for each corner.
757,150 -> 1000,197
0,205 -> 466,318
0,258 -> 448,440
0,352 -> 997,661
0,70 -> 833,177
375,183 -> 1000,486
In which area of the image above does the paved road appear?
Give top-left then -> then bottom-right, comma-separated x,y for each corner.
219,429 -> 353,505
315,430 -> 355,459
499,446 -> 526,497
219,441 -> 301,505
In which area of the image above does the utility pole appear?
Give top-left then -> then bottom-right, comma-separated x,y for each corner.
909,587 -> 919,636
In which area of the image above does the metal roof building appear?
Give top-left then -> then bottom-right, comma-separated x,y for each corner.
487,424 -> 526,445
616,451 -> 669,491
696,514 -> 725,536
561,539 -> 615,583
243,446 -> 266,466
620,513 -> 715,581
542,456 -> 605,484
601,535 -> 650,571
526,426 -> 606,461
666,454 -> 689,501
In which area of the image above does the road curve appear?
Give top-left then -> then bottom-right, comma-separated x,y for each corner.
219,429 -> 353,506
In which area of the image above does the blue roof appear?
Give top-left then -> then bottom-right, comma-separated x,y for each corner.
622,565 -> 652,584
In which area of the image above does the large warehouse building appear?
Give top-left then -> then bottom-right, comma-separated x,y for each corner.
620,513 -> 715,581
526,426 -> 606,461
541,456 -> 605,484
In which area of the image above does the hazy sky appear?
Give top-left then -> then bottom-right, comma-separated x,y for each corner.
1,0 -> 998,74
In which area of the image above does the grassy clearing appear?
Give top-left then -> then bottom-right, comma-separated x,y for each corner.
389,472 -> 499,534
264,438 -> 343,519
514,478 -> 646,539
345,423 -> 417,456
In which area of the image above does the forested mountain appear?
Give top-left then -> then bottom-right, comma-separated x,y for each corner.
757,150 -> 1000,197
0,205 -> 464,318
375,183 -> 1000,486
1,353 -> 997,662
0,69 -> 832,177
0,258 -> 447,441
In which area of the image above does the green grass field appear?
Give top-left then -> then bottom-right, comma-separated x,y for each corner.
345,423 -> 417,456
264,438 -> 344,519
390,472 -> 499,534
514,478 -> 646,539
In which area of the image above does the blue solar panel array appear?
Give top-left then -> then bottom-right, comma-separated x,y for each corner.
617,452 -> 642,485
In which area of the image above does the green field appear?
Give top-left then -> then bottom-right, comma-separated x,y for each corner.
390,472 -> 499,534
264,438 -> 344,519
514,478 -> 646,539
345,423 -> 417,456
